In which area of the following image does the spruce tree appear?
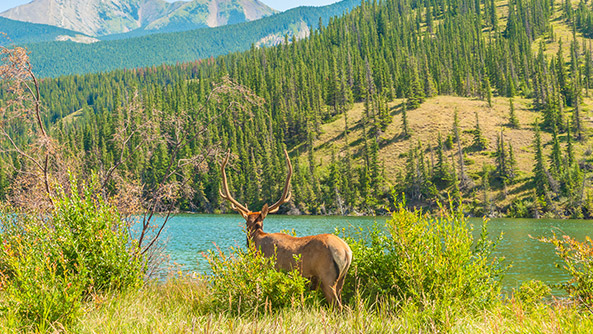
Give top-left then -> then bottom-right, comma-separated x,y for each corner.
533,122 -> 549,196
549,125 -> 563,177
433,132 -> 451,188
495,130 -> 508,181
401,101 -> 410,138
482,163 -> 493,216
0,158 -> 7,201
509,99 -> 520,129
472,112 -> 488,150
572,91 -> 585,141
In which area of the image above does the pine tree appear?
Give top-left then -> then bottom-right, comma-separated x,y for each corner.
495,130 -> 509,181
484,75 -> 493,107
450,155 -> 462,206
508,142 -> 518,182
482,163 -> 493,216
407,64 -> 425,109
572,90 -> 585,141
549,125 -> 563,177
401,101 -> 410,138
533,122 -> 549,196
0,158 -> 7,200
433,132 -> 451,188
472,112 -> 488,150
509,99 -> 520,129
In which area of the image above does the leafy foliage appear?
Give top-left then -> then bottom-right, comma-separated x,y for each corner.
342,202 -> 506,315
203,244 -> 311,314
540,233 -> 593,305
515,279 -> 552,306
0,176 -> 143,330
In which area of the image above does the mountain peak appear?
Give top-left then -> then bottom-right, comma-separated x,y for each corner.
0,0 -> 277,36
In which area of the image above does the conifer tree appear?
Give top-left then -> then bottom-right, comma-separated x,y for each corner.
509,99 -> 520,129
508,142 -> 518,182
407,64 -> 425,109
472,112 -> 488,150
549,125 -> 563,177
484,75 -> 493,107
450,155 -> 462,206
482,163 -> 493,216
0,158 -> 7,200
401,101 -> 410,138
433,132 -> 451,188
533,122 -> 549,196
572,91 -> 585,141
495,130 -> 509,181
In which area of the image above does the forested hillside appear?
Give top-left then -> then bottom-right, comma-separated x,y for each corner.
23,0 -> 361,77
1,0 -> 593,218
0,17 -> 94,45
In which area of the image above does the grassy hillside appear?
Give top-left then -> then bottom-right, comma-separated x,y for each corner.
306,94 -> 593,213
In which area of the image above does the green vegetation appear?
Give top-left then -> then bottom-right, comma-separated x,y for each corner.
203,245 -> 311,313
3,195 -> 593,332
0,177 -> 144,331
0,17 -> 85,46
6,0 -> 591,218
23,0 -> 361,77
342,201 -> 504,315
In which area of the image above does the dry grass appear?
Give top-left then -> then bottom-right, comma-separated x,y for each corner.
308,97 -> 539,180
14,279 -> 589,334
303,89 -> 592,209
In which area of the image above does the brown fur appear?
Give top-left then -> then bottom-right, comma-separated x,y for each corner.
220,149 -> 352,308
245,206 -> 352,308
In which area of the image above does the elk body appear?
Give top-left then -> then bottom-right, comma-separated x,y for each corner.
219,149 -> 352,308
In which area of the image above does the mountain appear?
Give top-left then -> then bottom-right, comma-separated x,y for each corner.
24,0 -> 361,77
0,17 -> 98,46
0,0 -> 276,37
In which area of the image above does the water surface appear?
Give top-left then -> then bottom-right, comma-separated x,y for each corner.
156,214 -> 593,293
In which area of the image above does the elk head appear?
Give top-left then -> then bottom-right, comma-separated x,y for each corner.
219,149 -> 292,237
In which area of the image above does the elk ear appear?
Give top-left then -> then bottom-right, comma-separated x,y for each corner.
260,203 -> 269,220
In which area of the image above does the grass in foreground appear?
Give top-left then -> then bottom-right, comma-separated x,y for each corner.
37,279 -> 589,333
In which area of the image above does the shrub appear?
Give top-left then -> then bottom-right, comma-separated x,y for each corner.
515,280 -> 551,306
343,201 -> 506,315
0,177 -> 144,330
539,234 -> 593,305
203,244 -> 311,314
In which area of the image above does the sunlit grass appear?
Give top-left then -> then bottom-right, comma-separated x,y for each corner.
38,279 -> 588,333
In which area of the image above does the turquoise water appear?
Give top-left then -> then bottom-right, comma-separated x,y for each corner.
155,214 -> 593,292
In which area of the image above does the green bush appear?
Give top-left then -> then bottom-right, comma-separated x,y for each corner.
203,244 -> 311,314
515,280 -> 551,306
0,177 -> 144,330
343,202 -> 506,314
540,234 -> 593,305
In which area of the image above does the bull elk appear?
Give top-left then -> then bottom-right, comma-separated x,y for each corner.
219,149 -> 352,308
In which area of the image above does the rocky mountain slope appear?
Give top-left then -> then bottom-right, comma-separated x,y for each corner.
0,0 -> 276,37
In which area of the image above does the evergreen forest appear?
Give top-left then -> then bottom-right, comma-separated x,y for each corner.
2,0 -> 593,218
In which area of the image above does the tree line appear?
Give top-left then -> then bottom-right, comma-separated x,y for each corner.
1,0 -> 592,217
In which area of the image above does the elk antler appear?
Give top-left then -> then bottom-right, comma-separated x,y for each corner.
219,150 -> 250,216
268,149 -> 293,213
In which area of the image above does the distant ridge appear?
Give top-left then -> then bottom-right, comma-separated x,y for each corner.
0,0 -> 276,37
25,0 -> 361,77
0,17 -> 97,46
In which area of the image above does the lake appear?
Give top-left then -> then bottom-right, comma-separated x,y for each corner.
155,214 -> 593,293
